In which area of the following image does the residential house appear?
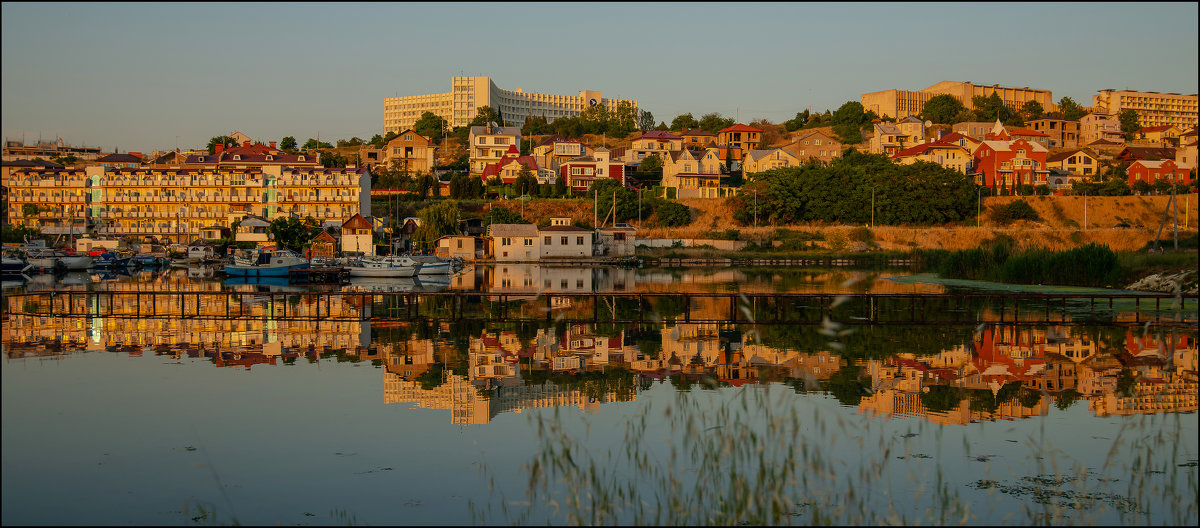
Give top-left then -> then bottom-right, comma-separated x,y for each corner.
935,131 -> 983,153
341,213 -> 374,256
1079,114 -> 1123,145
970,138 -> 1050,191
468,122 -> 522,176
481,144 -> 540,185
182,143 -> 320,170
1045,150 -> 1099,177
383,129 -> 436,175
1027,118 -> 1080,149
716,124 -> 763,153
895,115 -> 929,144
1004,128 -> 1052,148
662,148 -> 722,180
741,148 -> 802,175
1134,125 -> 1183,148
539,218 -> 593,258
870,122 -> 913,157
626,130 -> 683,161
235,215 -> 271,244
357,146 -> 385,172
890,141 -> 973,173
1085,138 -> 1126,156
436,235 -> 484,261
558,147 -> 625,192
487,223 -> 540,261
952,122 -> 1000,141
531,135 -> 585,170
1128,159 -> 1192,187
1175,131 -> 1197,170
661,171 -> 726,199
680,128 -> 716,148
781,130 -> 844,165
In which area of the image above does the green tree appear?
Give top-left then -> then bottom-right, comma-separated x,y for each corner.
1021,101 -> 1045,122
469,106 -> 501,127
320,151 -> 348,168
22,203 -> 41,217
580,103 -> 612,135
412,200 -> 460,250
267,217 -> 320,252
554,174 -> 569,197
522,116 -> 553,136
633,153 -> 663,186
654,200 -> 691,227
413,111 -> 446,143
973,92 -> 1022,126
415,173 -> 436,200
207,135 -> 236,154
831,101 -> 874,144
1057,97 -> 1087,121
483,206 -> 523,226
513,166 -> 539,197
1118,109 -> 1140,141
698,112 -> 734,133
637,109 -> 655,131
670,113 -> 699,131
784,110 -> 810,132
368,134 -> 384,148
279,136 -> 298,152
610,101 -> 638,137
920,94 -> 967,124
303,138 -> 333,151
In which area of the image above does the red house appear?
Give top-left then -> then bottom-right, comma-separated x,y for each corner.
558,147 -> 625,192
970,138 -> 1050,192
1128,159 -> 1192,187
479,144 -> 539,184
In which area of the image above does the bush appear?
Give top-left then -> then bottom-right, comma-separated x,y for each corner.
989,199 -> 1040,225
655,201 -> 691,227
848,226 -> 874,243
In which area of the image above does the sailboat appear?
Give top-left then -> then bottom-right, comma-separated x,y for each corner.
345,255 -> 419,278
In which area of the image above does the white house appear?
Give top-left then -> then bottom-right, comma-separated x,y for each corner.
539,217 -> 593,258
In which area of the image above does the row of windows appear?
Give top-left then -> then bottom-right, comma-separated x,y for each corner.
499,236 -> 586,246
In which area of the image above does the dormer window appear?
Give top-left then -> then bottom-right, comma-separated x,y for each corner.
233,155 -> 241,160
298,156 -> 306,161
265,155 -> 273,161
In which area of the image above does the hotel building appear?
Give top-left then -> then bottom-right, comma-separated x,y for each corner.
6,165 -> 369,244
383,76 -> 638,134
861,81 -> 1055,120
1092,89 -> 1198,130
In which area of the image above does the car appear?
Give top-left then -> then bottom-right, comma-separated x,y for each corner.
1115,223 -> 1131,228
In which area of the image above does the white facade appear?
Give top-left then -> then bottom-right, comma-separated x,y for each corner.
383,76 -> 638,134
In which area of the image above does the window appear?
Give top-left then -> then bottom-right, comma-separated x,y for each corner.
576,236 -> 584,245
544,236 -> 551,245
502,237 -> 511,246
560,236 -> 568,245
457,239 -> 463,249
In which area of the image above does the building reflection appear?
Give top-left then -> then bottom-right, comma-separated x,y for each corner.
3,283 -> 1195,425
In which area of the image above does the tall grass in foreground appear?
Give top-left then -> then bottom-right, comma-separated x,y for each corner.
469,384 -> 1197,525
922,239 -> 1125,287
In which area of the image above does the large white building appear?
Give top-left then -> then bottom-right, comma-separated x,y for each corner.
383,76 -> 638,134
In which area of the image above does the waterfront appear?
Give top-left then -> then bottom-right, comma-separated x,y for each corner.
2,266 -> 1197,525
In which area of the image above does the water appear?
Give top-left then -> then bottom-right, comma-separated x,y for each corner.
2,266 -> 1196,525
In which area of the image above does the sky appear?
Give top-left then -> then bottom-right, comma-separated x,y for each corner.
2,2 -> 1197,153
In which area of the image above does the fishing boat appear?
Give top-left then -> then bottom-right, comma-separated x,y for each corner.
224,248 -> 309,277
345,255 -> 419,278
92,251 -> 133,270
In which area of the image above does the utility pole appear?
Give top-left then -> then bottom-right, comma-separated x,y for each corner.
871,187 -> 875,227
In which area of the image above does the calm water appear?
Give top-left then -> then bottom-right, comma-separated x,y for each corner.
2,266 -> 1196,525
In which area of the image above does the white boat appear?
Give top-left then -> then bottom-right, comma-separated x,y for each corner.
346,255 -> 419,278
2,249 -> 33,276
22,247 -> 93,271
406,254 -> 452,275
224,248 -> 309,277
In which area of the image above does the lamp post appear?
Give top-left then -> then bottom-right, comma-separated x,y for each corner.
871,186 -> 876,227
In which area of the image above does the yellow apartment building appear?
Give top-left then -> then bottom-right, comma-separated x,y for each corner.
1092,89 -> 1198,130
467,123 -> 522,175
862,80 -> 1055,119
383,76 -> 638,134
9,165 -> 368,244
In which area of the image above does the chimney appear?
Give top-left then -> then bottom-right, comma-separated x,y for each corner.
242,141 -> 251,148
269,141 -> 277,149
215,144 -> 224,154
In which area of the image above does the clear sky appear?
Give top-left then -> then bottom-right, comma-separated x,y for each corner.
2,2 -> 1197,152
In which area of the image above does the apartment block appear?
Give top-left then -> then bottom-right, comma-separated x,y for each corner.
468,123 -> 522,176
1079,113 -> 1123,145
1027,118 -> 1080,149
862,81 -> 1054,119
1092,89 -> 1198,130
383,76 -> 638,134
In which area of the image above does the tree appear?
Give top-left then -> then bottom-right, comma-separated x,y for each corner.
1021,101 -> 1045,122
22,203 -> 40,217
368,134 -> 384,148
415,173 -> 436,200
513,166 -> 539,197
670,113 -> 699,131
279,136 -> 298,152
972,92 -> 1022,126
267,217 -> 320,253
610,101 -> 638,138
1057,97 -> 1087,121
469,106 -> 501,127
784,110 -> 810,132
831,101 -> 872,144
303,138 -> 332,151
698,112 -> 734,133
207,135 -> 236,154
320,151 -> 348,168
413,111 -> 446,143
1118,109 -> 1140,141
633,153 -> 663,186
522,115 -> 553,136
638,109 -> 655,131
412,200 -> 460,250
483,206 -> 523,226
554,173 -> 568,197
654,200 -> 691,227
920,94 -> 967,124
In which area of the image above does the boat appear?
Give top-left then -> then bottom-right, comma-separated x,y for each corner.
405,254 -> 453,275
224,248 -> 309,277
92,251 -> 133,270
345,276 -> 419,292
345,255 -> 418,278
2,249 -> 33,276
132,254 -> 169,268
22,247 -> 93,271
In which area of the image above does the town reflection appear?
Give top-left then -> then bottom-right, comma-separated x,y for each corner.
5,291 -> 1195,425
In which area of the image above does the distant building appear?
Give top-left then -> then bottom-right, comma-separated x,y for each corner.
781,129 -> 845,165
1027,118 -> 1080,149
716,124 -> 763,153
741,148 -> 802,174
487,223 -> 540,261
1046,150 -> 1099,177
891,141 -> 973,173
1127,159 -> 1192,188
1092,89 -> 1198,130
970,138 -> 1050,191
861,81 -> 1054,119
1079,114 -> 1124,145
381,129 -> 436,175
468,122 -> 522,176
539,218 -> 592,259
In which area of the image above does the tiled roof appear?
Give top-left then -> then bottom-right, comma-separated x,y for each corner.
341,214 -> 373,230
1131,160 -> 1171,169
680,128 -> 715,137
2,159 -> 64,168
1139,125 -> 1175,133
538,224 -> 589,232
1046,150 -> 1091,163
891,141 -> 965,159
1008,128 -> 1049,137
96,153 -> 142,163
937,131 -> 978,143
717,124 -> 762,134
631,130 -> 682,141
489,224 -> 538,237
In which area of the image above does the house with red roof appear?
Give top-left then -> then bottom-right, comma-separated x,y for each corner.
340,213 -> 375,256
558,147 -> 625,192
716,124 -> 763,156
480,144 -> 541,185
1128,159 -> 1191,188
970,137 -> 1050,191
890,141 -> 972,173
1135,125 -> 1183,147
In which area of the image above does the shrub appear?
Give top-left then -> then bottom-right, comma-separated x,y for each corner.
989,199 -> 1040,225
655,201 -> 691,227
848,226 -> 874,243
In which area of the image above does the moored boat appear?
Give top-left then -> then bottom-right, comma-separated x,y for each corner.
405,254 -> 453,275
224,248 -> 309,277
2,249 -> 33,276
345,255 -> 418,278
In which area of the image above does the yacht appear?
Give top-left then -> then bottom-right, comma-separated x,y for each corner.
345,255 -> 419,278
22,247 -> 93,271
2,249 -> 33,276
405,254 -> 454,275
224,248 -> 309,277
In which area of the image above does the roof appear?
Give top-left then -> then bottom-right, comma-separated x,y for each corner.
717,124 -> 763,134
1119,146 -> 1175,160
311,231 -> 337,243
1130,159 -> 1177,169
469,125 -> 521,136
96,153 -> 142,163
1139,125 -> 1175,133
239,215 -> 271,227
631,130 -> 682,141
1046,150 -> 1094,163
342,213 -> 373,230
792,129 -> 840,143
891,141 -> 968,158
897,115 -> 924,124
538,224 -> 590,232
489,224 -> 538,237
1008,128 -> 1049,137
1087,139 -> 1123,146
937,131 -> 979,144
2,159 -> 64,168
744,149 -> 797,162
680,128 -> 715,137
